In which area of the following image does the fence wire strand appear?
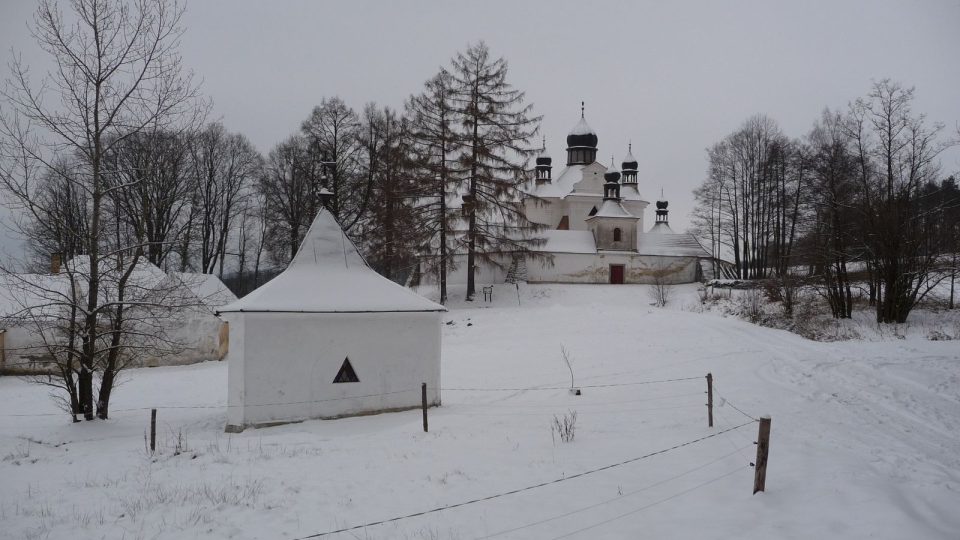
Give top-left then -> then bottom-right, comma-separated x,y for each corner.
293,421 -> 756,539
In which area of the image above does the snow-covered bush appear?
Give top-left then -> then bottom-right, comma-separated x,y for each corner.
737,288 -> 765,323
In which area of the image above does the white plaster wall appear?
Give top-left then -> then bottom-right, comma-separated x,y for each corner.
0,325 -> 49,371
524,197 -> 557,228
226,311 -> 441,430
1,307 -> 227,373
623,200 -> 648,234
588,218 -> 638,251
421,254 -> 509,286
564,196 -> 603,231
528,253 -> 699,284
225,313 -> 246,428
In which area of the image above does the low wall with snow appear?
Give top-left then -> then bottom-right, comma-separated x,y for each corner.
529,253 -> 699,284
225,311 -> 442,431
420,254 -> 510,287
417,252 -> 700,287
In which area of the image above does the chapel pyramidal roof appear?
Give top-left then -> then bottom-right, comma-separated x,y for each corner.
219,211 -> 445,314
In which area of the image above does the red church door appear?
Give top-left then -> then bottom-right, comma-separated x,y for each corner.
609,264 -> 625,284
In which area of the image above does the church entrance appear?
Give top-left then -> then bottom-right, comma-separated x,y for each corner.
609,264 -> 625,284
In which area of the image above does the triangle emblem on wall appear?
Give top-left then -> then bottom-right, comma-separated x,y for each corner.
333,357 -> 359,383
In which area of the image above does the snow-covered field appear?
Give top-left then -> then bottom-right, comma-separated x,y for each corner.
1,284 -> 958,539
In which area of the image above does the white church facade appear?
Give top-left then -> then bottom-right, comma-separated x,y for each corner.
522,111 -> 710,284
430,110 -> 711,286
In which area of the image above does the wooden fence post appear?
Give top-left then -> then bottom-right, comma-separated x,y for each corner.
421,383 -> 428,433
150,408 -> 157,453
706,373 -> 714,428
753,415 -> 771,494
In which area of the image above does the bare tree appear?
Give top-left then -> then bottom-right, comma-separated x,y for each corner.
300,97 -> 366,230
0,0 -> 203,420
648,262 -> 673,307
693,116 -> 805,280
185,123 -> 262,276
257,135 -> 317,265
356,106 -> 420,282
846,80 -> 949,323
807,109 -> 858,318
106,129 -> 193,268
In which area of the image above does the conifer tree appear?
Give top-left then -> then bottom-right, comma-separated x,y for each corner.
406,70 -> 461,303
449,42 -> 542,301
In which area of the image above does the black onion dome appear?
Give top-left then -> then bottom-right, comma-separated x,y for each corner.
656,200 -> 668,210
566,117 -> 598,149
536,142 -> 551,166
621,145 -> 638,171
604,161 -> 621,183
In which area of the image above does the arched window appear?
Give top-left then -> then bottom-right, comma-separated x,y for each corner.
613,228 -> 622,242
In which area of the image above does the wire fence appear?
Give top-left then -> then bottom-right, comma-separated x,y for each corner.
0,368 -> 767,539
293,420 -> 757,539
474,444 -> 753,539
0,374 -> 707,418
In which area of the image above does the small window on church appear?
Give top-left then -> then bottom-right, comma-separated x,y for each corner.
333,357 -> 359,383
588,206 -> 598,216
614,228 -> 622,242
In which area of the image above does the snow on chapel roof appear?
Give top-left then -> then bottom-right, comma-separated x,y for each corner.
219,210 -> 445,314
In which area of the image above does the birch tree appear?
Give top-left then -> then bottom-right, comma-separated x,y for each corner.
0,0 -> 203,420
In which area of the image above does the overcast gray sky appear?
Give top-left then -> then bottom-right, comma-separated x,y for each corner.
2,0 -> 959,260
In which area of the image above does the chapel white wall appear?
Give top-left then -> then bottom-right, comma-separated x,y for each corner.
226,311 -> 441,430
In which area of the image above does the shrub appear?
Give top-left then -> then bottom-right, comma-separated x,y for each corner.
551,410 -> 577,443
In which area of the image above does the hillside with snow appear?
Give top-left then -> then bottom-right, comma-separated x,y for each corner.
1,284 -> 958,539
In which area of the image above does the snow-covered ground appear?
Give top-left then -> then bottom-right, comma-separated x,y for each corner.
1,284 -> 958,539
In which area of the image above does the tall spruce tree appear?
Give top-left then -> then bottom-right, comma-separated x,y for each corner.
449,42 -> 542,301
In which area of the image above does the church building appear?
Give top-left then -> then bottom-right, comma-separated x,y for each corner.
520,108 -> 711,284
419,107 -> 711,287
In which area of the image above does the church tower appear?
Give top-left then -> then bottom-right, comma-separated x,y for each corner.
535,137 -> 552,185
649,192 -> 674,233
656,197 -> 669,224
566,102 -> 598,166
586,158 -> 640,251
621,143 -> 638,185
603,159 -> 622,200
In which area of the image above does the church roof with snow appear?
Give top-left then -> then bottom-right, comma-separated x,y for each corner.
218,210 -> 445,314
171,272 -> 238,308
588,199 -> 638,219
528,163 -> 645,201
637,228 -> 711,258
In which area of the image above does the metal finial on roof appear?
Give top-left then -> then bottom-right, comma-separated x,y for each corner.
629,141 -> 632,153
581,101 -> 585,118
542,135 -> 546,150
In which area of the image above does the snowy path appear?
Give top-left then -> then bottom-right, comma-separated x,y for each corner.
1,284 -> 958,539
